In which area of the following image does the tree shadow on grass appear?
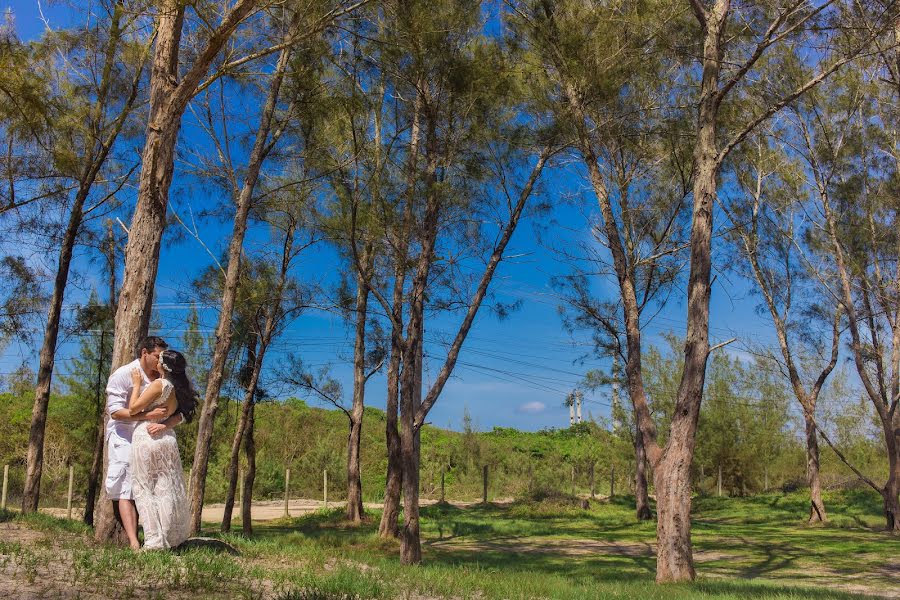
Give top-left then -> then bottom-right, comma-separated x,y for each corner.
693,580 -> 877,599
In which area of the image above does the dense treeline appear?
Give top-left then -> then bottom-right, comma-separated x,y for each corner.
0,343 -> 887,506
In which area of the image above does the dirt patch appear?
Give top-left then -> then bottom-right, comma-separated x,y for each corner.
0,523 -> 105,600
0,521 -> 271,599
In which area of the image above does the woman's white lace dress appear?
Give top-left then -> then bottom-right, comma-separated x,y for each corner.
131,379 -> 191,549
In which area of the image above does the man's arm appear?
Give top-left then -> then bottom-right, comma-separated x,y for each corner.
111,407 -> 168,422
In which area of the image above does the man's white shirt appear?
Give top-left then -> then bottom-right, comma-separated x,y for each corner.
106,359 -> 151,443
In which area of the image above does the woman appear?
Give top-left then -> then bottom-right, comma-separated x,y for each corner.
127,349 -> 197,549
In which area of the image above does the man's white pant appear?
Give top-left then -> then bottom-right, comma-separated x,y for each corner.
104,433 -> 133,501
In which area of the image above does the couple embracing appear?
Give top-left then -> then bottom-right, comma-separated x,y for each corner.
105,336 -> 198,550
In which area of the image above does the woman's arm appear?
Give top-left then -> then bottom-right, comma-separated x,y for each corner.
145,390 -> 181,436
165,392 -> 177,418
128,378 -> 164,416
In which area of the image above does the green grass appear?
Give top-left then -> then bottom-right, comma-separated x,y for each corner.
1,490 -> 896,599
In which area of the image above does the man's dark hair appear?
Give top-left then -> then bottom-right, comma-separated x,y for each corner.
135,335 -> 168,359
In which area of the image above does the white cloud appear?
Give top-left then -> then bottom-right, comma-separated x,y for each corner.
517,401 -> 546,414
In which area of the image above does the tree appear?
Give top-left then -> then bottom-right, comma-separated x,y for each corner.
724,130 -> 841,521
627,0 -> 890,580
57,294 -> 113,525
343,0 -> 553,563
298,11 -> 395,521
22,0 -> 148,513
795,64 -> 900,530
516,0 -> 692,523
217,220 -> 315,533
187,8 -> 306,534
97,0 -> 263,544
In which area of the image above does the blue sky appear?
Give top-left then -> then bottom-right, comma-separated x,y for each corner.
1,0 -> 782,432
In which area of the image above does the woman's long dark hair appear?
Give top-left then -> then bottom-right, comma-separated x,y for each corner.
160,350 -> 198,422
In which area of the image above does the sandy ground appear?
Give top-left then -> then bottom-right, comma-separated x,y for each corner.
40,497 -> 513,523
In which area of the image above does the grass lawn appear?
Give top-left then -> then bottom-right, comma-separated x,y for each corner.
0,490 -> 897,599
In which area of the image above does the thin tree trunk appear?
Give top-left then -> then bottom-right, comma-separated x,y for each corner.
734,165 -> 839,526
189,23 -> 295,534
395,151 -> 547,563
221,340 -> 258,532
86,228 -> 117,526
347,247 -> 372,522
820,177 -> 900,532
346,417 -> 365,521
83,412 -> 105,526
241,402 -> 256,536
378,312 -> 403,537
880,417 -> 900,531
22,3 -> 131,512
23,179 -> 90,513
379,87 -> 422,539
804,413 -> 827,523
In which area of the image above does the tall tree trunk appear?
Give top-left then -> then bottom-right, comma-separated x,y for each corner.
86,0 -> 254,542
654,437 -> 696,582
804,413 -> 827,523
651,145 -> 716,580
378,90 -> 420,538
22,171 -> 91,513
86,229 -> 117,526
189,24 -> 295,534
21,3 -> 132,512
644,1 -> 727,581
634,424 -> 652,520
399,319 -> 424,564
880,415 -> 900,531
378,315 -> 403,537
347,247 -> 372,522
221,340 -> 258,532
95,2 -> 188,542
241,402 -> 256,536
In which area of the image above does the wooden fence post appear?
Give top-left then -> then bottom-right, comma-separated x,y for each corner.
284,468 -> 291,517
323,469 -> 328,509
238,467 -> 244,505
66,465 -> 75,520
440,469 -> 445,503
482,465 -> 488,504
610,465 -> 615,499
718,463 -> 723,497
589,462 -> 595,499
1,465 -> 8,510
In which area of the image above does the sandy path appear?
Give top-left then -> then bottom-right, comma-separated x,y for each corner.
40,497 -> 508,523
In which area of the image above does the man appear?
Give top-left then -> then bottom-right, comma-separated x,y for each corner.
105,336 -> 183,549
